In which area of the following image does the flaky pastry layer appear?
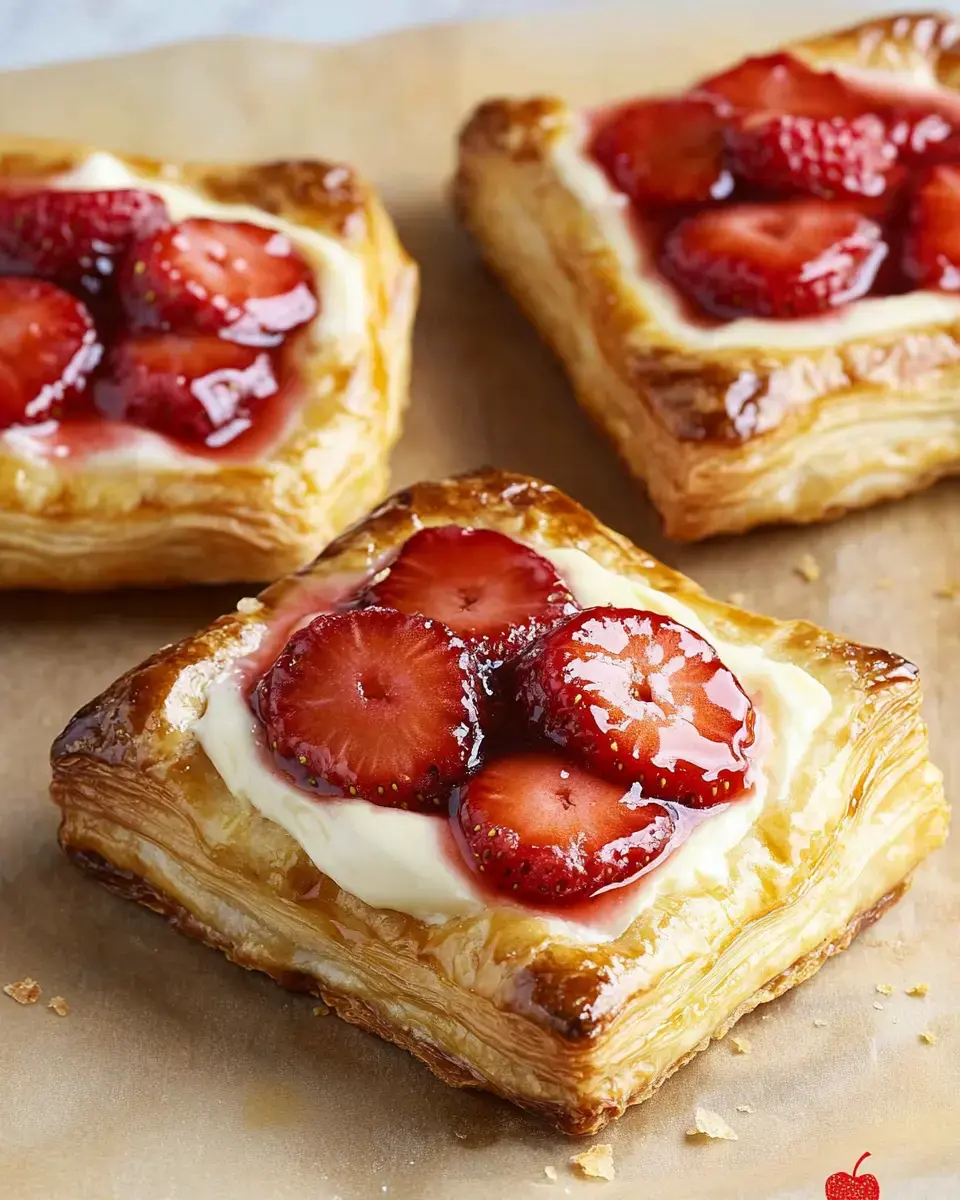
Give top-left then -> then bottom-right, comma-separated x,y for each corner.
50,470 -> 948,1133
454,12 -> 960,539
0,136 -> 417,588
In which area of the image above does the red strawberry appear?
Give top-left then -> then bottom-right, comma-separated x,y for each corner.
661,199 -> 887,319
122,218 -> 318,344
728,112 -> 899,198
514,608 -> 755,807
257,608 -> 483,811
590,97 -> 733,206
99,333 -> 279,445
694,53 -> 871,121
455,752 -> 675,903
363,526 -> 577,665
0,278 -> 101,429
0,189 -> 168,294
903,164 -> 960,290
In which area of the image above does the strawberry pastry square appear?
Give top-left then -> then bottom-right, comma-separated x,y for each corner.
51,470 -> 947,1134
0,136 -> 416,588
456,11 -> 960,540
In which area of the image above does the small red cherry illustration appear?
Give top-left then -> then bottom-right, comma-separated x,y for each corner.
824,1152 -> 880,1200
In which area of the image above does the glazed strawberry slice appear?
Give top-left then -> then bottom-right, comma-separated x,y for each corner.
122,218 -> 318,344
364,526 -> 577,665
456,752 -> 675,903
257,608 -> 483,811
514,608 -> 755,807
695,53 -> 870,121
99,333 -> 279,445
0,189 -> 168,294
590,97 -> 733,206
903,164 -> 960,290
661,199 -> 887,319
0,278 -> 101,429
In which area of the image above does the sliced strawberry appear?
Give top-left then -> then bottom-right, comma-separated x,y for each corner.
0,189 -> 168,294
122,218 -> 318,344
99,333 -> 279,445
514,608 -> 755,807
0,278 -> 101,429
661,199 -> 887,319
363,526 -> 577,665
590,97 -> 733,206
728,112 -> 899,198
694,53 -> 871,121
257,608 -> 483,811
455,751 -> 675,903
903,164 -> 960,290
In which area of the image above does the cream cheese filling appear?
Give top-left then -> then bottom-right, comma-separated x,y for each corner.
194,547 -> 834,941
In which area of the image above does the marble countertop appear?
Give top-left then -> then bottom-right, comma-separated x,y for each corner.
0,0 -> 586,71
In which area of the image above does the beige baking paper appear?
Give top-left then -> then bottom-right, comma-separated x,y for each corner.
0,3 -> 956,1197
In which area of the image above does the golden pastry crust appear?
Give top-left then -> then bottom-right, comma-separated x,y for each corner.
0,135 -> 418,588
50,469 -> 948,1134
454,12 -> 960,540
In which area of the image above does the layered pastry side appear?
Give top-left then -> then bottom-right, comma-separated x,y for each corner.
455,11 -> 960,539
0,136 -> 417,588
50,471 -> 948,1135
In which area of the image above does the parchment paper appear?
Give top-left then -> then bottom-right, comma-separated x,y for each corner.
0,4 -> 956,1197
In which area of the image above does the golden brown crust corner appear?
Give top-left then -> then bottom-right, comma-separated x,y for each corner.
454,16 -> 960,539
0,135 -> 418,589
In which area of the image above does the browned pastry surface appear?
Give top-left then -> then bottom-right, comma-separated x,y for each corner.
51,469 -> 948,1132
0,135 -> 417,588
455,13 -> 960,538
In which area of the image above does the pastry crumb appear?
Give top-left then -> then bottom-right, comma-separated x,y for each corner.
907,982 -> 929,998
934,583 -> 960,600
3,978 -> 41,1005
760,1013 -> 772,1021
543,1165 -> 558,1181
47,996 -> 69,1017
311,1004 -> 329,1017
876,983 -> 894,996
727,591 -> 747,607
686,1107 -> 738,1141
813,1018 -> 828,1027
794,553 -> 821,583
920,1030 -> 937,1045
735,1104 -> 755,1114
873,1002 -> 884,1010
236,596 -> 264,615
570,1144 -> 615,1180
875,578 -> 893,589
730,1035 -> 751,1055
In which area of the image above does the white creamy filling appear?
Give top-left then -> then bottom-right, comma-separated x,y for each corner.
552,121 -> 960,352
1,151 -> 368,468
194,547 -> 834,941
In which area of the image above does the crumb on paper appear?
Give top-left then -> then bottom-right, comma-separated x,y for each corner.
920,1030 -> 937,1045
312,1004 -> 329,1017
544,1165 -> 558,1181
876,578 -> 893,589
876,983 -> 894,996
727,592 -> 747,607
934,583 -> 960,600
47,996 -> 69,1017
907,983 -> 930,997
794,553 -> 821,583
731,1035 -> 751,1055
3,978 -> 40,1005
813,1018 -> 828,1027
570,1144 -> 615,1181
760,1013 -> 772,1021
686,1108 -> 738,1142
873,1002 -> 884,1011
237,596 -> 264,615
736,1104 -> 755,1114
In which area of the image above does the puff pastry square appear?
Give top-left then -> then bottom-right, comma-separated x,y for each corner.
50,470 -> 948,1134
0,136 -> 417,588
455,12 -> 960,540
